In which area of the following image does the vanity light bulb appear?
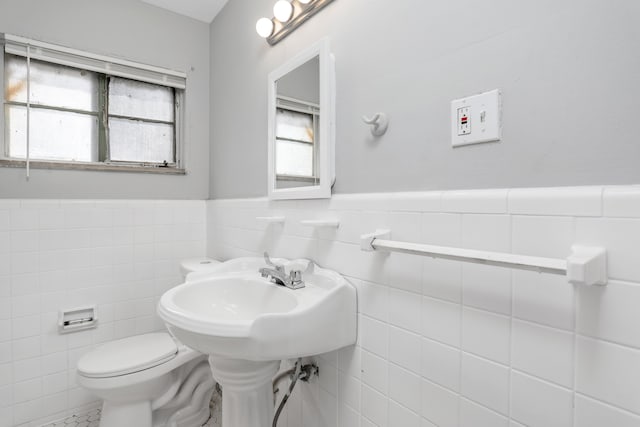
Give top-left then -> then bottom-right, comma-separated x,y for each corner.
298,0 -> 312,3
256,17 -> 274,38
273,0 -> 294,22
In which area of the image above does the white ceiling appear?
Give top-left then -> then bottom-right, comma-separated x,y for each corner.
140,0 -> 229,23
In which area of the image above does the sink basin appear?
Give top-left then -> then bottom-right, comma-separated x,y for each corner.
158,257 -> 357,427
172,276 -> 298,324
158,258 -> 357,361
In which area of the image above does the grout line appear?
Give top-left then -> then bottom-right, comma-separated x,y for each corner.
575,391 -> 640,419
387,394 -> 421,422
510,367 -> 573,392
507,208 -> 515,423
572,280 -> 578,427
460,396 -> 510,423
575,333 -> 640,353
457,268 -> 464,423
454,210 -> 464,423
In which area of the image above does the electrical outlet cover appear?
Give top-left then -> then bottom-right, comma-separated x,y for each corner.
457,106 -> 471,135
451,89 -> 502,147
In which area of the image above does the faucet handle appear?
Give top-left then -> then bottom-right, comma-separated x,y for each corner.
263,252 -> 284,272
263,251 -> 273,266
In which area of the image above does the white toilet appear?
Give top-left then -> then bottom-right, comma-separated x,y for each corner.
77,258 -> 222,427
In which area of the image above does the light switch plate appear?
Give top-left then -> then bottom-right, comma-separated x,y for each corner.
451,89 -> 502,147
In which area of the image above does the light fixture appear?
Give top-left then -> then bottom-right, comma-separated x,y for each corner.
256,17 -> 275,38
273,0 -> 294,22
255,0 -> 335,46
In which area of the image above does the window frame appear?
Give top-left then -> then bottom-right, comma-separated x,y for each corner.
0,34 -> 187,174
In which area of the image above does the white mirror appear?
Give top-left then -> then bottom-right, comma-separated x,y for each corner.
268,39 -> 335,200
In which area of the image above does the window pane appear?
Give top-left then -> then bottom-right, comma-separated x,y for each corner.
4,55 -> 99,112
109,118 -> 174,163
108,77 -> 174,122
276,139 -> 313,177
5,105 -> 98,161
276,109 -> 313,143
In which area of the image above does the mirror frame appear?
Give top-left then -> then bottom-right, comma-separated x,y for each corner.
267,38 -> 335,200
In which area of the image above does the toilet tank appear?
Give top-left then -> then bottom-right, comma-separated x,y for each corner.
179,258 -> 221,280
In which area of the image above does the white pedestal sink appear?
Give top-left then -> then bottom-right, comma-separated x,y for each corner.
157,258 -> 357,427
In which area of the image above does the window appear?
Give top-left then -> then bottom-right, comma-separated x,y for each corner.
1,34 -> 186,172
275,97 -> 319,184
107,77 -> 175,164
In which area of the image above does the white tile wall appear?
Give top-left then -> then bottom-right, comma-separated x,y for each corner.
510,371 -> 573,427
511,320 -> 573,388
459,398 -> 508,427
421,338 -> 459,393
574,395 -> 640,427
460,353 -> 510,416
0,199 -> 206,427
207,185 -> 640,427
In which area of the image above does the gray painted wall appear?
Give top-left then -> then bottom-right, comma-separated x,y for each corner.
209,0 -> 640,199
0,0 -> 210,199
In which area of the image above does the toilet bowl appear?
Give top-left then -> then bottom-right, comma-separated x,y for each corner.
76,258 -> 222,427
77,332 -> 214,427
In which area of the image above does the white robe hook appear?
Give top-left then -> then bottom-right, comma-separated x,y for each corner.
362,113 -> 389,136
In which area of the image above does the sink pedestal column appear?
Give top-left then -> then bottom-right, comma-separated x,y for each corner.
208,357 -> 280,427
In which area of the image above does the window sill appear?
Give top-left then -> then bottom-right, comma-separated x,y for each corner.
0,159 -> 186,175
276,174 -> 318,183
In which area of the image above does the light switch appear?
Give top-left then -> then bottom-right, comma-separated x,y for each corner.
451,89 -> 502,147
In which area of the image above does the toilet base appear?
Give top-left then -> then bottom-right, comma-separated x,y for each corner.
80,356 -> 214,427
152,359 -> 214,427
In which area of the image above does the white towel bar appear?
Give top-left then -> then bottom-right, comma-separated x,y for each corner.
360,229 -> 607,287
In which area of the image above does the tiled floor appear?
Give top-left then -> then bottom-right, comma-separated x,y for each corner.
42,408 -> 101,427
42,391 -> 222,427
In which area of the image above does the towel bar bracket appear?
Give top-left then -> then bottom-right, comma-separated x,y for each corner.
566,245 -> 607,286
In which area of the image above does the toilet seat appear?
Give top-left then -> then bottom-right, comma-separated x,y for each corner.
78,333 -> 178,378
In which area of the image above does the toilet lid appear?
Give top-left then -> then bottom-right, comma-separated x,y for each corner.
77,332 -> 179,378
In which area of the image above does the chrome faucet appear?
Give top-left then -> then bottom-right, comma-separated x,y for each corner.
259,252 -> 305,290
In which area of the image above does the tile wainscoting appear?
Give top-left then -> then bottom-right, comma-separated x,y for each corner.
207,186 -> 640,427
3,186 -> 640,427
0,199 -> 206,427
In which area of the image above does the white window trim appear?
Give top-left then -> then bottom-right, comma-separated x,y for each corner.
1,33 -> 187,174
2,34 -> 186,89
